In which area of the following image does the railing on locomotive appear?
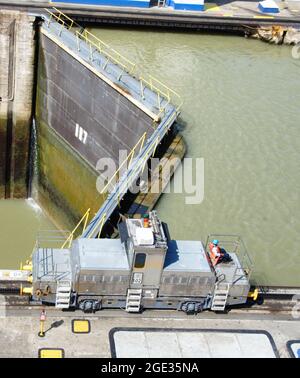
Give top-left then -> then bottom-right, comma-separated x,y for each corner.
205,234 -> 254,281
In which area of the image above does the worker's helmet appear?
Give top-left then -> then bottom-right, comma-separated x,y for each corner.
212,239 -> 219,246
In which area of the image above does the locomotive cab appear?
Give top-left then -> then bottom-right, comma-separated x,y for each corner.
120,212 -> 168,290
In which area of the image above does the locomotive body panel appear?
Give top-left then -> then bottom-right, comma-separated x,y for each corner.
215,253 -> 250,305
72,238 -> 130,296
32,247 -> 72,302
160,240 -> 216,297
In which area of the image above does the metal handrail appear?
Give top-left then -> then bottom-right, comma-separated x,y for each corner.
205,234 -> 254,283
46,7 -> 74,30
76,28 -> 136,74
61,208 -> 91,248
44,7 -> 182,116
36,230 -> 69,249
100,132 -> 147,195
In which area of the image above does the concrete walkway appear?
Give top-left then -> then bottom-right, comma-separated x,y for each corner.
112,329 -> 279,357
0,309 -> 299,357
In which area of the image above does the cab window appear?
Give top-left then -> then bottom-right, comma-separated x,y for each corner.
134,253 -> 146,268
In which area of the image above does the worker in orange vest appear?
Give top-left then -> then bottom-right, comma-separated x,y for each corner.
209,239 -> 222,266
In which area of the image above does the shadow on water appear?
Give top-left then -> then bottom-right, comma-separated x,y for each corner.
85,24 -> 245,37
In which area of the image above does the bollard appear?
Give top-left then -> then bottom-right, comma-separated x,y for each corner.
38,309 -> 46,338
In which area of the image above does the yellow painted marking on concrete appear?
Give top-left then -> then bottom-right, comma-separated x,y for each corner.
222,14 -> 233,17
253,16 -> 275,19
72,320 -> 90,334
205,3 -> 221,12
39,349 -> 64,358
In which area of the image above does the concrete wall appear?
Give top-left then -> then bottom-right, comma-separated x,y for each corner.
36,118 -> 104,230
37,33 -> 153,168
0,11 -> 35,198
36,32 -> 155,229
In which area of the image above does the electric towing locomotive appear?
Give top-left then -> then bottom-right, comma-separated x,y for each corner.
26,211 -> 256,313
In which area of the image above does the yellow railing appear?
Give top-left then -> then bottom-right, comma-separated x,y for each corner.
46,7 -> 74,33
61,209 -> 108,246
76,28 -> 136,76
45,8 -> 182,118
61,208 -> 90,248
100,132 -> 147,195
134,110 -> 177,177
88,213 -> 107,239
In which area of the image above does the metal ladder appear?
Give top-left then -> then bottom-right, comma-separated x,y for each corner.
55,280 -> 72,309
211,283 -> 230,311
126,288 -> 142,313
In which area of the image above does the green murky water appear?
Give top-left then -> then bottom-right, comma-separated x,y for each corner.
90,28 -> 300,286
0,199 -> 55,269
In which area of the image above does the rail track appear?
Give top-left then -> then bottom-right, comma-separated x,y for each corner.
0,285 -> 298,318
